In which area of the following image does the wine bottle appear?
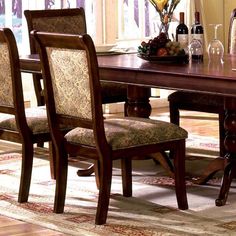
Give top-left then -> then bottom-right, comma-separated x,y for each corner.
190,12 -> 204,61
176,12 -> 188,52
191,12 -> 204,46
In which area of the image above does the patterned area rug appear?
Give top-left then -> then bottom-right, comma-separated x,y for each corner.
186,134 -> 219,156
150,110 -> 220,157
0,142 -> 236,235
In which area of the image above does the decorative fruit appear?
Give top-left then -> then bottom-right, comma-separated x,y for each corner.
157,47 -> 168,56
138,33 -> 186,57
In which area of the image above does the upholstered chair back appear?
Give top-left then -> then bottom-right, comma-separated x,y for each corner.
24,8 -> 86,54
31,14 -> 86,34
0,32 -> 14,107
23,8 -> 88,107
0,28 -> 25,117
229,8 -> 236,54
34,32 -> 105,138
46,47 -> 92,120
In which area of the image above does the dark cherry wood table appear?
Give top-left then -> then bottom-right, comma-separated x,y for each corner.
20,53 -> 236,207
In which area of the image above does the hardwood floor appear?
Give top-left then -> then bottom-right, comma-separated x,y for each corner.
0,215 -> 65,235
0,106 -> 218,235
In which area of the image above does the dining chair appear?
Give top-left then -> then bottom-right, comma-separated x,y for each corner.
0,27 -> 53,203
168,8 -> 236,158
33,30 -> 188,225
24,7 -> 128,109
24,7 -> 128,176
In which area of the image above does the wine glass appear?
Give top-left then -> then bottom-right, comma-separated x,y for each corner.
188,39 -> 204,63
207,24 -> 224,64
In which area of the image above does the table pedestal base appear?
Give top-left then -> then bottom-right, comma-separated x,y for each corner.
193,157 -> 229,185
127,85 -> 152,117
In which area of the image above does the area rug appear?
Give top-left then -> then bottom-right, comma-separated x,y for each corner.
0,145 -> 236,235
186,134 -> 219,156
150,110 -> 220,156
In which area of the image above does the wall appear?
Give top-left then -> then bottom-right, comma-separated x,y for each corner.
195,0 -> 224,50
197,0 -> 235,51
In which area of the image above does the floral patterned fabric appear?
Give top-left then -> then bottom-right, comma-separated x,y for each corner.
0,106 -> 49,134
47,47 -> 92,120
65,117 -> 188,150
32,15 -> 86,34
0,43 -> 13,107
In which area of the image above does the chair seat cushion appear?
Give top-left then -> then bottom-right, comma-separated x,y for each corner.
0,106 -> 49,134
65,117 -> 188,150
168,91 -> 224,108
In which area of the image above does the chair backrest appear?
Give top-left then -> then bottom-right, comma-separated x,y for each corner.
24,8 -> 87,106
228,8 -> 236,54
0,28 -> 24,112
33,31 -> 106,144
24,8 -> 87,54
0,28 -> 28,132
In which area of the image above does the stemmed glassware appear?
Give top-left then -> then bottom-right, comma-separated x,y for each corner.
207,24 -> 224,64
189,39 -> 204,62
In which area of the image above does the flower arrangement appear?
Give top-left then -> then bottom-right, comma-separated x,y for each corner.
149,0 -> 181,36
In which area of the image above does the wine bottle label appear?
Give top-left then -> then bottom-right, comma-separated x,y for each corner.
191,34 -> 204,45
177,34 -> 189,50
191,34 -> 204,53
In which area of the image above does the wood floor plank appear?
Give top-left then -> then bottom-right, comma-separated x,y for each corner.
0,215 -> 65,235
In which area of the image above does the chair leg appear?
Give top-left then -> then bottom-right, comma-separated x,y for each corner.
219,112 -> 226,157
169,103 -> 180,161
124,101 -> 128,117
94,160 -> 100,189
173,140 -> 188,210
37,141 -> 44,148
95,158 -> 112,225
169,103 -> 180,125
49,141 -> 56,180
121,158 -> 132,197
54,148 -> 68,214
18,142 -> 34,203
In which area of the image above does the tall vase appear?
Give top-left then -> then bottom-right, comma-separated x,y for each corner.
159,21 -> 170,38
159,13 -> 172,39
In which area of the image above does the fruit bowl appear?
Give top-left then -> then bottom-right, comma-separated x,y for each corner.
138,33 -> 188,63
137,53 -> 188,63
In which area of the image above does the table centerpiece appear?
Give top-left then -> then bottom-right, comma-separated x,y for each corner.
138,0 -> 187,63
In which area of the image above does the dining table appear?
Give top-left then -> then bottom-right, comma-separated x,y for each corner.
20,52 -> 236,207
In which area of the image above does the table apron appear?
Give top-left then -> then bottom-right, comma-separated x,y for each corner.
99,68 -> 236,97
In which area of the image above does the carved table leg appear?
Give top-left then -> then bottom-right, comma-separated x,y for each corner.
215,160 -> 236,206
215,97 -> 236,206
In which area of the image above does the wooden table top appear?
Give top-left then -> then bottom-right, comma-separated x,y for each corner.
20,53 -> 236,97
